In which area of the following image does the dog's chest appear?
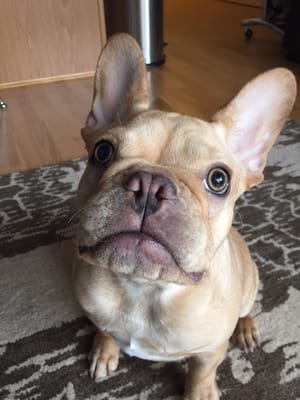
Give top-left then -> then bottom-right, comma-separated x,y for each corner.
111,330 -> 180,361
87,276 -> 232,361
95,283 -> 189,361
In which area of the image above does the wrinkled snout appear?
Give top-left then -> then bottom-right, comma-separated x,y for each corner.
77,165 -> 210,284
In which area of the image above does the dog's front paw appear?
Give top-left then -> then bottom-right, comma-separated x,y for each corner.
231,315 -> 259,352
88,331 -> 120,381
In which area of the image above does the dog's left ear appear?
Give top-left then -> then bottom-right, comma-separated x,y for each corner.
213,68 -> 297,189
82,33 -> 149,141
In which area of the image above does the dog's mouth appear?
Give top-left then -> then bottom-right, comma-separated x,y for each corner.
78,232 -> 203,284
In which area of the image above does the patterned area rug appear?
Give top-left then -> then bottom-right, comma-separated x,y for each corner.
0,121 -> 299,400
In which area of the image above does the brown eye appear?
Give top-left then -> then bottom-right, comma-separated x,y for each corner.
205,167 -> 230,195
93,140 -> 115,166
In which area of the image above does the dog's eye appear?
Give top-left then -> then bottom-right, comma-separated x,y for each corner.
93,140 -> 115,166
205,167 -> 230,195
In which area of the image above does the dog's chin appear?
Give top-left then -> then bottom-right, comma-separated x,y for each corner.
78,232 -> 204,285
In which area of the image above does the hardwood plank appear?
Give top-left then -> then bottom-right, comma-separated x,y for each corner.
157,0 -> 300,119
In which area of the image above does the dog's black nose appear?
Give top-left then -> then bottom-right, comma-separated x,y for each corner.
124,171 -> 177,216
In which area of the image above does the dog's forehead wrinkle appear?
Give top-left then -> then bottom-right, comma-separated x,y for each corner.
112,112 -> 232,168
163,133 -> 232,170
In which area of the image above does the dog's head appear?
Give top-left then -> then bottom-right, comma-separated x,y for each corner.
77,34 -> 296,285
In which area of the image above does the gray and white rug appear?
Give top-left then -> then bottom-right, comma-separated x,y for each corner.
0,121 -> 299,400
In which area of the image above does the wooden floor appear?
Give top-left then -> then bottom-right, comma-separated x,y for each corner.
1,0 -> 300,175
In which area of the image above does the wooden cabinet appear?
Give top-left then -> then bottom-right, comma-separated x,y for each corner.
0,0 -> 105,88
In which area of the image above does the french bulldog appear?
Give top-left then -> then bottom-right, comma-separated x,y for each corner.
73,33 -> 296,399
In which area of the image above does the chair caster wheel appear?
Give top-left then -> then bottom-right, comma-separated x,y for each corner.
244,27 -> 253,39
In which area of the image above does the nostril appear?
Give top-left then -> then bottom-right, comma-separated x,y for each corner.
155,186 -> 169,201
156,188 -> 165,201
124,171 -> 152,193
152,177 -> 178,201
124,176 -> 141,193
123,171 -> 152,216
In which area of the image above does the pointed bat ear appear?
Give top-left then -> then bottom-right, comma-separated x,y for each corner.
82,33 -> 149,141
212,68 -> 297,189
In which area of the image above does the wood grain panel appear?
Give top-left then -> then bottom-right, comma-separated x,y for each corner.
0,0 -> 104,86
0,78 -> 93,174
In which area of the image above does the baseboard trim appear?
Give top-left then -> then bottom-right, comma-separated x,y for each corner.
0,71 -> 95,89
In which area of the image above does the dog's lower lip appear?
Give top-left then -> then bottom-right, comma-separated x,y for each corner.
78,233 -> 204,284
79,232 -> 176,261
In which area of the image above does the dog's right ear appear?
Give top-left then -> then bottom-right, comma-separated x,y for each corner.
82,33 -> 149,141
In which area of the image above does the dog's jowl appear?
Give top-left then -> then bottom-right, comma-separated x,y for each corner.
73,34 -> 296,400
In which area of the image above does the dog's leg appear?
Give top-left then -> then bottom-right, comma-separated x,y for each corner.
184,342 -> 228,400
230,315 -> 259,352
88,330 -> 120,381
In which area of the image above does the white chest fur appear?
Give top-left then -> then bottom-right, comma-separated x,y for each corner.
97,282 -> 185,361
112,333 -> 185,361
86,276 -> 232,362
